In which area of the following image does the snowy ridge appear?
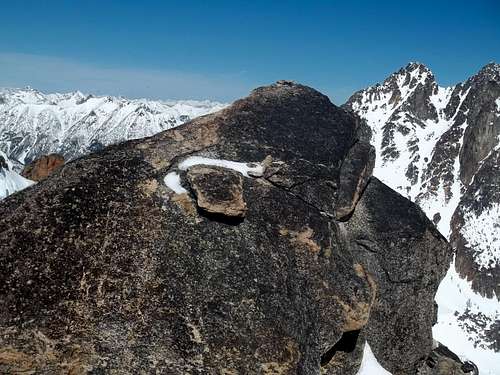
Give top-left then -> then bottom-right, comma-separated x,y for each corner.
0,87 -> 227,166
0,150 -> 34,198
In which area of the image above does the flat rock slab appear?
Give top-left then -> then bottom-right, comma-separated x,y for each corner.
186,165 -> 247,218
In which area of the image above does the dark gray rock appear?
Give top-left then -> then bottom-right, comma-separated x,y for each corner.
0,155 -> 7,170
336,141 -> 375,220
0,82 -> 451,374
342,178 -> 452,374
458,63 -> 500,185
418,342 -> 478,375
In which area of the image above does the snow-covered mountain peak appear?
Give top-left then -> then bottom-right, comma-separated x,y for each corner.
345,63 -> 457,207
346,61 -> 500,373
382,61 -> 435,94
348,62 -> 442,129
394,61 -> 434,82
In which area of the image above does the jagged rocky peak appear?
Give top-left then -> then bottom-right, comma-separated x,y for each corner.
344,62 -> 455,204
0,82 -> 453,374
346,61 -> 500,372
347,61 -> 440,122
458,62 -> 500,186
469,62 -> 500,84
392,61 -> 436,90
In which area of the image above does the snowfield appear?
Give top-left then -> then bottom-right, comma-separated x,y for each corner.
434,263 -> 500,375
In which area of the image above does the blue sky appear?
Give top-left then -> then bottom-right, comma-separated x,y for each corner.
1,0 -> 499,103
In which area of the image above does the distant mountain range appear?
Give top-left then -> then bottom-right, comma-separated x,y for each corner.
345,61 -> 500,373
0,88 -> 226,165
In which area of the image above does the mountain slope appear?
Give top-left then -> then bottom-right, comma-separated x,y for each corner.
345,62 -> 500,374
0,151 -> 34,199
0,87 -> 226,167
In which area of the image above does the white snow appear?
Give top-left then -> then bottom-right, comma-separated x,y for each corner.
460,203 -> 500,269
0,87 -> 227,164
163,172 -> 187,194
434,261 -> 500,375
0,169 -> 34,198
417,147 -> 465,238
356,343 -> 392,375
0,151 -> 34,198
496,97 -> 500,112
178,156 -> 264,177
164,156 -> 264,194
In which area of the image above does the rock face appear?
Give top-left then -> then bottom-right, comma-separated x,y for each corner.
451,148 -> 500,299
0,82 -> 451,374
335,141 -> 375,220
0,155 -> 7,170
418,343 -> 478,375
342,178 -> 451,374
21,153 -> 65,181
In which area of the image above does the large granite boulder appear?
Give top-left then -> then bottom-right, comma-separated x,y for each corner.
0,82 -> 451,374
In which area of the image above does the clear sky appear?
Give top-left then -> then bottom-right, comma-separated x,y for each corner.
1,0 -> 499,103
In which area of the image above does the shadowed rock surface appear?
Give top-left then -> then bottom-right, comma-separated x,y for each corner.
418,342 -> 478,375
0,82 -> 452,374
335,141 -> 375,220
342,178 -> 452,374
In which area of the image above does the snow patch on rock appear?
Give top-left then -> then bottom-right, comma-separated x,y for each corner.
357,343 -> 392,375
178,156 -> 264,177
164,172 -> 187,194
164,156 -> 264,194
